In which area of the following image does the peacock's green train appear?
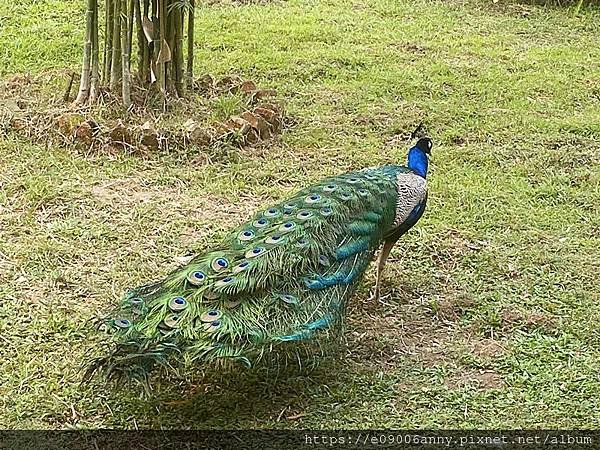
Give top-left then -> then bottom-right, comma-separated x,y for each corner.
88,138 -> 433,381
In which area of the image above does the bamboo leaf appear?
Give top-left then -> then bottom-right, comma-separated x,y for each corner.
150,62 -> 157,83
157,39 -> 172,63
141,15 -> 154,42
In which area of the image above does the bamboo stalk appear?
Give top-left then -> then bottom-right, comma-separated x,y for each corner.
135,0 -> 148,82
158,0 -> 167,94
110,0 -> 122,91
152,0 -> 162,90
121,0 -> 132,108
74,0 -> 95,104
167,0 -> 176,95
89,0 -> 100,102
103,0 -> 114,82
143,0 -> 151,82
186,0 -> 194,90
62,71 -> 76,103
128,0 -> 135,70
174,5 -> 184,97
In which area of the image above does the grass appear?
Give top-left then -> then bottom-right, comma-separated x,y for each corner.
1,0 -> 599,430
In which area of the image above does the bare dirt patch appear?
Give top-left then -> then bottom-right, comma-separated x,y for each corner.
444,369 -> 505,390
346,297 -> 466,371
500,306 -> 555,332
469,338 -> 506,359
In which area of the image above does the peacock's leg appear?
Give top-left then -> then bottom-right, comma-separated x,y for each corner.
372,237 -> 399,302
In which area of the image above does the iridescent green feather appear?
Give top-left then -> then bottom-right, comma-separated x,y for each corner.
88,165 -> 414,381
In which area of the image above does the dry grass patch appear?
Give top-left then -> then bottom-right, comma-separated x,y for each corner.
1,72 -> 287,156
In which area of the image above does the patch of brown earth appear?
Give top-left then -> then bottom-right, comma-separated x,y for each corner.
470,338 -> 506,359
444,369 -> 505,390
346,297 -> 465,371
500,306 -> 555,331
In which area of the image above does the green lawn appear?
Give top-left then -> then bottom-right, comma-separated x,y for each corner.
1,0 -> 599,430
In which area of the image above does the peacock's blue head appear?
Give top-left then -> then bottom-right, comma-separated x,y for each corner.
408,138 -> 432,178
415,138 -> 432,154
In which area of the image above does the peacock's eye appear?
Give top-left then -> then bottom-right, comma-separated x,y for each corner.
296,210 -> 314,220
295,237 -> 310,248
318,255 -> 330,266
114,318 -> 131,328
163,314 -> 180,328
211,257 -> 229,271
201,310 -> 222,322
305,194 -> 321,204
266,234 -> 285,245
203,319 -> 222,332
232,260 -> 250,274
169,296 -> 188,311
253,218 -> 269,228
264,208 -> 280,217
246,246 -> 267,258
280,294 -> 299,304
239,230 -> 255,241
187,270 -> 207,286
203,290 -> 221,300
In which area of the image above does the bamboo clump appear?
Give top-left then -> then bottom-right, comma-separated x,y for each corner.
75,0 -> 196,108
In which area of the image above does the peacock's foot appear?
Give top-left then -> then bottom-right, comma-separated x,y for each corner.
368,286 -> 392,304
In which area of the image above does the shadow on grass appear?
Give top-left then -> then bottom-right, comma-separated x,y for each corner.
512,0 -> 592,9
94,346 -> 353,429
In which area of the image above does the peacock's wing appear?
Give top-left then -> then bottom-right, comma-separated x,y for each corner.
90,165 -> 415,380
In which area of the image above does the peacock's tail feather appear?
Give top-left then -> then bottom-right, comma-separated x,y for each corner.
88,163 -> 428,382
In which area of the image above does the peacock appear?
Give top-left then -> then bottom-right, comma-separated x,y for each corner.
88,137 -> 432,382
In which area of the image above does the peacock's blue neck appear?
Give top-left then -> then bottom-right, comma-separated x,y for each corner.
407,147 -> 429,178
